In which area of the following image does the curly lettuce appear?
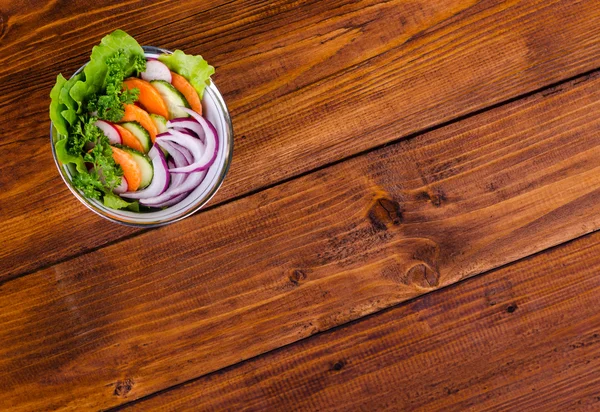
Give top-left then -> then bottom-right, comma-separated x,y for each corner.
55,138 -> 87,174
50,74 -> 69,136
49,29 -> 146,210
159,49 -> 214,98
69,29 -> 145,110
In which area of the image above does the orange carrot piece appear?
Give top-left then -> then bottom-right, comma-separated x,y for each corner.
113,123 -> 145,153
120,104 -> 158,142
123,78 -> 170,119
111,146 -> 141,191
171,72 -> 203,115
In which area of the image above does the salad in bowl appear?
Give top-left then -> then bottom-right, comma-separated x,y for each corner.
49,29 -> 233,226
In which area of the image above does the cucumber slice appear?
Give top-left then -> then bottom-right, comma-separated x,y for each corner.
119,146 -> 153,189
150,114 -> 168,133
121,122 -> 151,153
150,80 -> 190,119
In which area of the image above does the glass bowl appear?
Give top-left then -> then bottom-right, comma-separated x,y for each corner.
51,46 -> 234,227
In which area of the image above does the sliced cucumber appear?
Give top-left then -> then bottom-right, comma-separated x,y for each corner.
150,80 -> 190,119
121,122 -> 151,153
119,146 -> 153,189
150,114 -> 168,133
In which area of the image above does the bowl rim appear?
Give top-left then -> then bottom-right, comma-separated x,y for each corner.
50,46 -> 234,228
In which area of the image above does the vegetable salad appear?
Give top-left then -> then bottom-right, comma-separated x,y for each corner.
50,29 -> 216,211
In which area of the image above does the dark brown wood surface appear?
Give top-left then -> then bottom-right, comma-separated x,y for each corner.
128,231 -> 600,411
2,0 -> 600,410
3,0 -> 600,281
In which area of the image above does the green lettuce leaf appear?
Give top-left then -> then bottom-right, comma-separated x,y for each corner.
49,74 -> 69,136
55,138 -> 87,173
59,73 -> 83,124
60,73 -> 81,110
86,50 -> 144,122
126,201 -> 140,212
159,49 -> 215,98
61,109 -> 78,126
103,192 -> 137,210
69,29 -> 144,111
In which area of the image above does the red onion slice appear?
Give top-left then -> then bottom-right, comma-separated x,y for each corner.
157,139 -> 194,165
140,170 -> 207,207
172,128 -> 198,139
95,120 -> 122,145
171,141 -> 194,164
167,118 -> 205,141
156,129 -> 209,174
168,128 -> 203,147
158,109 -> 218,173
179,107 -> 218,170
145,192 -> 189,208
121,145 -> 170,199
141,60 -> 172,82
168,159 -> 187,189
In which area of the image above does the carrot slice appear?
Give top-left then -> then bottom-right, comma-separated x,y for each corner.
111,146 -> 141,192
120,104 -> 158,142
171,72 -> 203,115
123,78 -> 170,119
113,123 -> 145,153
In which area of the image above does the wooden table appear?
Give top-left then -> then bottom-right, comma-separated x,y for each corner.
2,0 -> 600,410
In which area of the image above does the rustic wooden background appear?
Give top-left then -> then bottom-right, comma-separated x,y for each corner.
2,0 -> 600,410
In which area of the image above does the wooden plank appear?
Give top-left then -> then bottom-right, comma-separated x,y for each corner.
3,68 -> 600,410
3,0 -> 600,280
125,232 -> 600,412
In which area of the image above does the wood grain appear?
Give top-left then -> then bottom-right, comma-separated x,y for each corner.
126,231 -> 600,412
3,0 -> 600,280
3,68 -> 600,410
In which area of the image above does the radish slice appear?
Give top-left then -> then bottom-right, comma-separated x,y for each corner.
95,120 -> 122,144
141,60 -> 172,82
113,177 -> 128,194
121,145 -> 170,199
167,118 -> 205,141
140,170 -> 207,207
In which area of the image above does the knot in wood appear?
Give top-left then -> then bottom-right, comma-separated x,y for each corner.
114,378 -> 134,397
331,359 -> 346,371
368,197 -> 403,230
289,269 -> 307,286
406,263 -> 439,288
